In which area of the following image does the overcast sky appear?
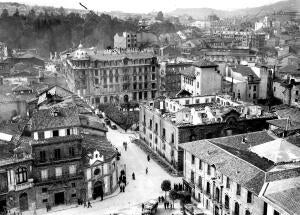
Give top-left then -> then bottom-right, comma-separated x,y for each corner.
1,0 -> 286,13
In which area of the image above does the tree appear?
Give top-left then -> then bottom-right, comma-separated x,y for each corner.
13,9 -> 19,17
1,9 -> 9,18
156,11 -> 164,21
169,189 -> 178,206
161,180 -> 171,198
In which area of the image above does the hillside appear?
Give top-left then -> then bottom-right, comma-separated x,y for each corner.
169,0 -> 298,19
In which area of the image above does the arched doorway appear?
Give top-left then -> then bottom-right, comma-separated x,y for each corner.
215,187 -> 220,202
93,181 -> 103,200
123,95 -> 129,103
214,205 -> 219,215
19,193 -> 28,211
109,96 -> 114,103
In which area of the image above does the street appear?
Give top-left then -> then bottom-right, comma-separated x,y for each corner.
46,127 -> 181,215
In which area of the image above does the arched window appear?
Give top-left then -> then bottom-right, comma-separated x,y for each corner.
245,210 -> 251,215
16,167 -> 28,184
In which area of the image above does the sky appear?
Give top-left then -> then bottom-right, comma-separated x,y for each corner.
0,0 -> 286,13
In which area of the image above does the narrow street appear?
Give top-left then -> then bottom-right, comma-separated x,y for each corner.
46,127 -> 181,215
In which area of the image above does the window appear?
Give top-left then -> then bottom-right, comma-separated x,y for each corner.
67,129 -> 71,135
253,93 -> 256,99
152,74 -> 156,80
196,99 -> 200,104
171,133 -> 174,143
190,171 -> 194,183
69,165 -> 76,175
72,182 -> 76,188
225,195 -> 229,209
253,85 -> 256,91
236,184 -> 241,195
263,202 -> 268,215
71,193 -> 76,198
55,167 -> 62,178
206,182 -> 210,194
245,210 -> 251,215
42,199 -> 48,203
40,151 -> 46,162
41,169 -> 48,180
38,132 -> 44,139
69,147 -> 75,157
53,130 -> 59,137
191,155 -> 195,164
249,85 -> 251,90
185,100 -> 190,105
296,90 -> 299,95
273,210 -> 279,215
247,191 -> 252,203
274,87 -> 276,92
54,149 -> 61,160
199,159 -> 202,170
16,167 -> 28,184
95,78 -> 99,85
42,188 -> 48,193
94,168 -> 100,175
198,176 -> 202,189
94,70 -> 98,76
197,82 -> 199,88
234,202 -> 240,215
207,165 -> 211,175
144,83 -> 148,89
226,177 -> 230,189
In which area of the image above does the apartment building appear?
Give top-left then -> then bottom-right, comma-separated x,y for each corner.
181,131 -> 300,215
139,94 -> 276,172
61,45 -> 160,105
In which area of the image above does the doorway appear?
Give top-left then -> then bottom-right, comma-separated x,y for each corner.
19,193 -> 28,211
93,181 -> 103,200
0,199 -> 6,213
54,192 -> 65,205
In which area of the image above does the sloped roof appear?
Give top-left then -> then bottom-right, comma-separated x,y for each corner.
276,108 -> 300,123
264,187 -> 300,215
31,105 -> 81,131
267,118 -> 300,131
232,65 -> 260,80
278,64 -> 300,76
179,66 -> 196,78
193,59 -> 217,68
180,139 -> 267,195
250,139 -> 300,163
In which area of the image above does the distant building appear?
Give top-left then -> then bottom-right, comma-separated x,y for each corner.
139,94 -> 276,172
114,31 -> 159,49
61,45 -> 160,105
181,131 -> 300,215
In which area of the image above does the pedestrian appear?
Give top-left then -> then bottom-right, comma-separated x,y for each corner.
161,196 -> 164,202
83,201 -> 87,208
46,203 -> 50,212
132,172 -> 135,180
87,201 -> 92,208
158,196 -> 161,203
164,201 -> 166,210
145,167 -> 148,174
167,201 -> 169,209
142,203 -> 145,211
170,203 -> 173,209
147,155 -> 150,162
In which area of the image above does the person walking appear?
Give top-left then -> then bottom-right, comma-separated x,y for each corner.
145,167 -> 148,174
83,201 -> 87,208
142,203 -> 145,211
147,155 -> 150,162
87,201 -> 92,208
132,172 -> 135,180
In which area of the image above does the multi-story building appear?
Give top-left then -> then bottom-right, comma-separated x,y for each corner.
181,131 -> 300,215
0,126 -> 36,214
114,31 -> 159,49
180,60 -> 222,96
159,61 -> 193,96
139,94 -> 276,172
61,45 -> 160,105
224,64 -> 273,102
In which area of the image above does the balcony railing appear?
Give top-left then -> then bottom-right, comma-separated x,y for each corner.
36,171 -> 83,184
196,184 -> 203,192
15,179 -> 34,191
36,154 -> 81,165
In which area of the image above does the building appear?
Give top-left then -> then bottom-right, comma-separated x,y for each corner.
180,60 -> 222,96
159,61 -> 193,97
61,45 -> 160,105
224,64 -> 273,102
114,31 -> 159,49
139,94 -> 276,172
180,131 -> 300,215
0,124 -> 36,214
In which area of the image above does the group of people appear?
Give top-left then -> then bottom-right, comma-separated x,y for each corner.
173,183 -> 183,191
76,200 -> 92,208
158,196 -> 173,210
119,170 -> 127,192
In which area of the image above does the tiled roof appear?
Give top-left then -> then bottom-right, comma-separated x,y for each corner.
193,60 -> 217,68
267,118 -> 300,131
180,66 -> 196,78
82,134 -> 116,164
31,105 -> 81,131
0,120 -> 28,135
265,187 -> 300,214
232,65 -> 260,81
12,85 -> 33,92
88,52 -> 154,61
79,114 -> 108,132
180,139 -> 267,195
276,107 -> 300,123
286,134 -> 300,147
278,64 -> 300,76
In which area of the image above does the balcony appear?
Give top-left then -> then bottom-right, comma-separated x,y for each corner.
15,179 -> 34,191
160,135 -> 166,142
36,171 -> 84,185
35,154 -> 81,166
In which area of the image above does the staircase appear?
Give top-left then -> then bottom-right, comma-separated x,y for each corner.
132,139 -> 182,177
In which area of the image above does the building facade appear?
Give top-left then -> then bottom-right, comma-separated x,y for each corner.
61,46 -> 160,105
